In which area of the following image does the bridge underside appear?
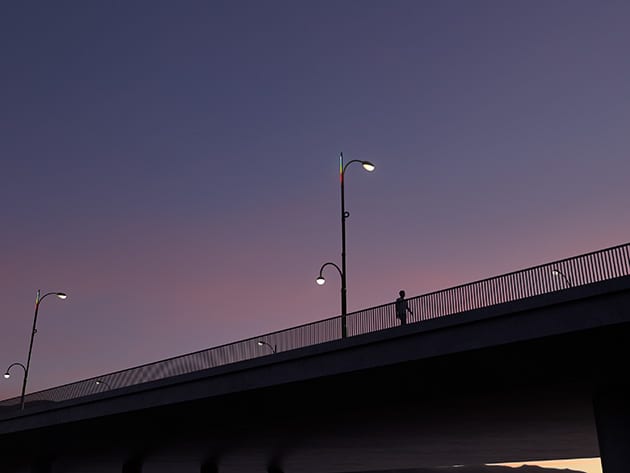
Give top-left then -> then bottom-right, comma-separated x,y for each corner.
5,322 -> 626,473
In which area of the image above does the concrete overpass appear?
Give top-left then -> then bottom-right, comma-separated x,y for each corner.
1,244 -> 630,473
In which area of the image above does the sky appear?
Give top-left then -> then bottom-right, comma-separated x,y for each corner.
494,457 -> 602,473
0,2 -> 628,468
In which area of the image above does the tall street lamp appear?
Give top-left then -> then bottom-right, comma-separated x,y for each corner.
318,153 -> 375,338
19,289 -> 67,410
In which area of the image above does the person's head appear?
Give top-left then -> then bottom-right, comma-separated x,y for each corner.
399,290 -> 405,297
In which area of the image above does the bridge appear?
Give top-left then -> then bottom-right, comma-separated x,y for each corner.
1,243 -> 630,473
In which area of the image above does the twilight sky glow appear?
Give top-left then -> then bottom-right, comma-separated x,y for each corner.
494,457 -> 602,473
1,2 -> 629,442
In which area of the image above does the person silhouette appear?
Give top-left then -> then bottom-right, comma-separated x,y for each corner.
395,290 -> 413,325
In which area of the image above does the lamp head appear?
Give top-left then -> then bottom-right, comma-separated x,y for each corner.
361,161 -> 375,172
3,372 -> 10,379
316,276 -> 326,286
56,293 -> 68,299
257,341 -> 264,347
551,269 -> 560,276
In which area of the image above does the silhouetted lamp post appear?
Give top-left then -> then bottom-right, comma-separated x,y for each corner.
257,340 -> 277,354
551,268 -> 572,288
317,153 -> 374,339
19,289 -> 67,410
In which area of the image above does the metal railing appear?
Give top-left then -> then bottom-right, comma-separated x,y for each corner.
1,242 -> 629,413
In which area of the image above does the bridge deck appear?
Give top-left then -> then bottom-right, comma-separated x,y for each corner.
1,243 -> 629,418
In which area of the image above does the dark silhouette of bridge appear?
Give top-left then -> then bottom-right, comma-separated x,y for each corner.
1,243 -> 629,473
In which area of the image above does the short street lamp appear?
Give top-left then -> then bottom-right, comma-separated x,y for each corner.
95,379 -> 112,389
551,268 -> 573,287
257,340 -> 277,354
318,152 -> 374,338
19,290 -> 67,410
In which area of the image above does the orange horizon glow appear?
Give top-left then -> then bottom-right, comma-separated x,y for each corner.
489,457 -> 602,473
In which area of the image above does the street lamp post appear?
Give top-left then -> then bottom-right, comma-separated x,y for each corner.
318,153 -> 374,339
95,379 -> 112,390
257,340 -> 277,354
19,289 -> 67,410
551,268 -> 573,288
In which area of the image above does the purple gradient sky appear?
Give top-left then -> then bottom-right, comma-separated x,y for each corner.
1,1 -> 629,403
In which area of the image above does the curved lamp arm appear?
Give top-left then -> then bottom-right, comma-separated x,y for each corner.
343,159 -> 375,175
3,362 -> 27,379
316,262 -> 343,285
37,292 -> 68,305
95,379 -> 112,389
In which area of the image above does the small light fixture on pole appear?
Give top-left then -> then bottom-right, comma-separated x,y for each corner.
257,340 -> 277,354
318,152 -> 375,339
19,289 -> 67,410
551,268 -> 572,288
3,362 -> 26,380
95,379 -> 112,389
316,261 -> 344,317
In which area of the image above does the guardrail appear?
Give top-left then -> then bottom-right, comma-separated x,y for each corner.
1,242 -> 629,413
